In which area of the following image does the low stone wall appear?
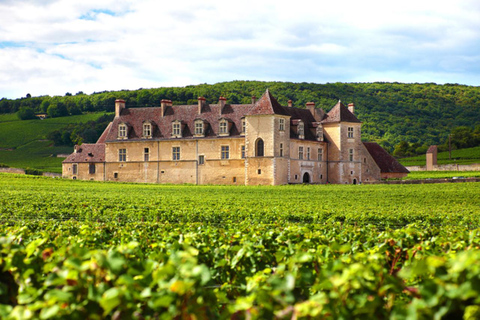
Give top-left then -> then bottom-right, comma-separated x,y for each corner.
406,163 -> 480,172
42,172 -> 62,178
364,177 -> 480,185
0,167 -> 61,178
0,167 -> 25,174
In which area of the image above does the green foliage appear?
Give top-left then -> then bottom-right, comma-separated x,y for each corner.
0,112 -> 108,172
17,107 -> 36,120
1,176 -> 480,318
24,167 -> 42,175
2,81 -> 480,150
0,164 -> 8,168
405,171 -> 480,180
47,114 -> 114,146
400,146 -> 480,166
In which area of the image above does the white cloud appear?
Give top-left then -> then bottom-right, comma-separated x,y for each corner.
1,0 -> 480,99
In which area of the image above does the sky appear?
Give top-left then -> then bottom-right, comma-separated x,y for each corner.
1,0 -> 480,99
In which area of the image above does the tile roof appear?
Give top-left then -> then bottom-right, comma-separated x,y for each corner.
101,90 -> 330,142
426,145 -> 437,154
322,101 -> 361,124
363,142 -> 410,174
247,89 -> 290,116
63,144 -> 105,163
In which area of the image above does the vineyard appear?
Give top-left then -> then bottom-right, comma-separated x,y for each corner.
1,174 -> 480,319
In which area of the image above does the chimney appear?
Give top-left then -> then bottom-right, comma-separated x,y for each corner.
198,97 -> 206,114
115,99 -> 125,118
160,99 -> 168,117
288,100 -> 293,107
348,103 -> 355,114
219,96 -> 227,115
306,102 -> 315,116
251,96 -> 257,104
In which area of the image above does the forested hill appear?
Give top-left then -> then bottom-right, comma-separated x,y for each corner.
2,81 -> 480,151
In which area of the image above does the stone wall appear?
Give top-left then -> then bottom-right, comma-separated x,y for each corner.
406,163 -> 480,172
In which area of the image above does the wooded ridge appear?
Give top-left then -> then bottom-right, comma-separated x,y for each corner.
2,81 -> 480,151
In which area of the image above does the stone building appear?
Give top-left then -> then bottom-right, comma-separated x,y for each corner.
63,90 -> 408,185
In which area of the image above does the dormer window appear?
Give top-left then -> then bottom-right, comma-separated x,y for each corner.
298,121 -> 305,139
118,123 -> 127,139
219,120 -> 228,134
172,120 -> 182,138
143,122 -> 152,139
218,118 -> 232,137
194,120 -> 205,137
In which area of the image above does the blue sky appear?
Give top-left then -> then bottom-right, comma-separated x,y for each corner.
1,0 -> 479,99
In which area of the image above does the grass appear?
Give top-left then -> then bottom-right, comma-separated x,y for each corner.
404,171 -> 480,180
0,112 -> 109,172
399,146 -> 480,166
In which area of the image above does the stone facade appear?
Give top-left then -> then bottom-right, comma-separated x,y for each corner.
63,90 -> 408,185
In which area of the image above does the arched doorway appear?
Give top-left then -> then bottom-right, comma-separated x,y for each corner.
256,138 -> 264,157
353,179 -> 357,185
303,172 -> 310,183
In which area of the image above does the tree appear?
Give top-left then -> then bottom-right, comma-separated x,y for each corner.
450,126 -> 474,149
17,106 -> 36,120
47,102 -> 68,118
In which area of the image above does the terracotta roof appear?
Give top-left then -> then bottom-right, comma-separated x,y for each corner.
103,102 -> 255,142
247,89 -> 290,116
363,142 -> 409,173
426,145 -> 437,154
63,144 -> 105,163
98,91 -> 334,142
97,122 -> 111,144
322,101 -> 361,124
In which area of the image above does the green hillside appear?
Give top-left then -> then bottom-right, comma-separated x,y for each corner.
399,146 -> 480,167
2,81 -> 480,151
0,112 -> 108,173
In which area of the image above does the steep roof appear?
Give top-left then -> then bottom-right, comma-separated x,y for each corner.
363,142 -> 409,174
63,144 -> 105,163
102,103 -> 255,142
426,145 -> 437,154
322,101 -> 361,124
247,89 -> 290,116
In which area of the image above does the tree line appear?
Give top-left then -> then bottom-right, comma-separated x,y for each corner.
2,81 -> 480,152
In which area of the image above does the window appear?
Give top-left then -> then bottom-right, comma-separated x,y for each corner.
241,118 -> 246,134
256,139 -> 264,157
318,148 -> 323,161
233,177 -> 237,183
143,123 -> 152,138
279,118 -> 285,131
221,146 -> 230,159
144,148 -> 149,161
198,155 -> 205,165
349,149 -> 354,161
241,145 -> 245,159
89,164 -> 96,174
195,121 -> 204,135
114,172 -> 118,179
258,169 -> 261,174
279,143 -> 283,157
307,147 -> 310,160
348,127 -> 354,138
119,149 -> 126,162
172,122 -> 181,137
172,147 -> 180,161
118,124 -> 127,139
298,121 -> 304,138
299,146 -> 304,160
219,120 -> 228,135
72,164 -> 77,175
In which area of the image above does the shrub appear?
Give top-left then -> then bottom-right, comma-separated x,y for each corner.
24,167 -> 43,175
